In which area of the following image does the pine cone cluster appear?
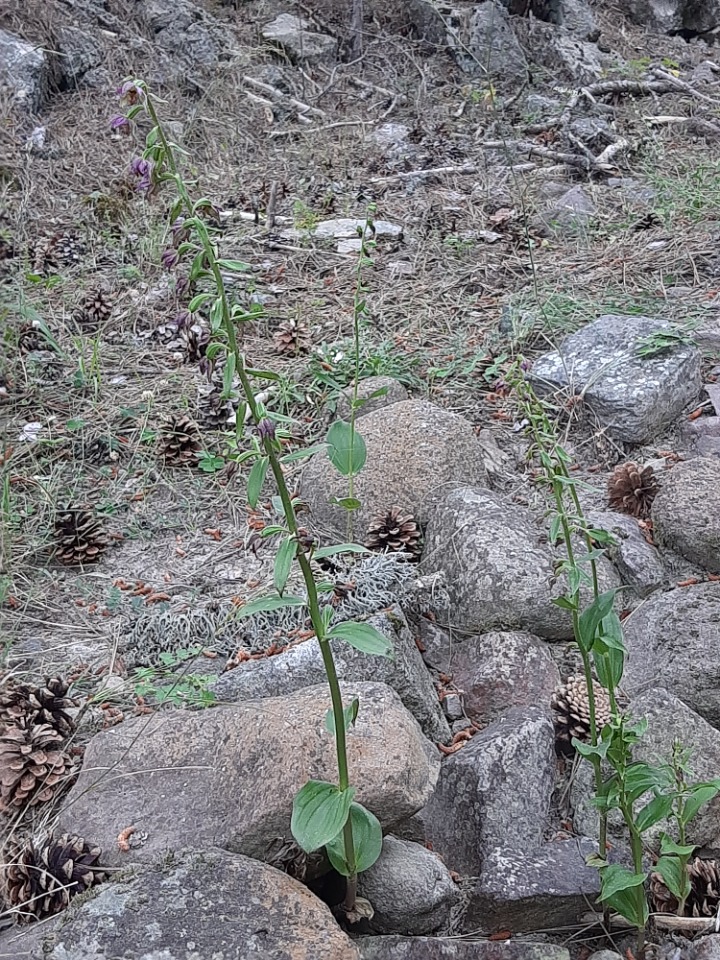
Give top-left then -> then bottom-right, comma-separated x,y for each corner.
0,722 -> 75,813
651,857 -> 720,918
273,319 -> 310,356
2,834 -> 106,922
0,678 -> 77,738
54,508 -> 108,566
74,289 -> 113,330
607,462 -> 658,519
366,507 -> 422,559
158,414 -> 201,466
33,232 -> 86,273
551,675 -> 612,749
198,381 -> 234,430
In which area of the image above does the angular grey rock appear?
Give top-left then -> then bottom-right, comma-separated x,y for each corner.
57,682 -> 439,867
620,0 -> 720,34
449,631 -> 559,726
588,510 -> 667,598
569,117 -> 614,149
0,29 -> 47,112
416,620 -> 455,675
468,841 -> 601,931
212,606 -> 451,743
336,376 -> 410,420
357,836 -> 460,935
357,937 -> 571,960
425,708 -> 555,875
531,315 -> 702,443
546,186 -> 596,234
422,487 -> 574,639
3,851 -> 359,960
140,0 -> 238,70
557,0 -> 599,39
300,401 -> 488,540
692,936 -> 720,960
529,31 -> 607,83
623,584 -> 720,725
652,458 -> 720,573
681,416 -> 720,459
262,14 -> 338,63
55,26 -> 102,86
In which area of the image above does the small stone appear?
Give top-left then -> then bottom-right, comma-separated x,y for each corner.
336,376 -> 409,420
443,693 -> 465,722
651,458 -> 720,572
357,836 -> 460,935
622,0 -> 720,34
369,123 -> 410,153
0,28 -> 48,112
587,510 -> 667,598
531,315 -> 702,443
545,186 -> 596,235
262,14 -> 338,63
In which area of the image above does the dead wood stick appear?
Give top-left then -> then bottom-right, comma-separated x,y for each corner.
368,164 -> 478,184
265,180 -> 279,232
269,119 -> 372,139
650,66 -> 720,105
242,76 -> 325,118
645,114 -> 720,137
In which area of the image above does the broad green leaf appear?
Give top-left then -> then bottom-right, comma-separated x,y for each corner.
624,762 -> 672,804
573,738 -> 609,760
327,622 -> 393,658
291,780 -> 355,853
235,595 -> 305,618
552,596 -> 577,611
246,368 -> 282,381
330,497 -> 362,511
326,802 -> 383,876
281,444 -> 327,463
549,515 -> 562,544
654,855 -> 690,902
593,644 -> 624,691
222,354 -> 236,395
325,697 -> 360,736
326,420 -> 367,477
682,784 -> 720,826
247,456 -> 269,508
635,793 -> 674,832
188,292 -> 214,312
587,527 -> 616,545
274,538 -> 295,595
210,297 -> 224,333
313,544 -> 370,559
598,863 -> 647,901
578,590 -> 617,652
659,833 -> 696,858
217,258 -> 252,272
598,611 -> 627,652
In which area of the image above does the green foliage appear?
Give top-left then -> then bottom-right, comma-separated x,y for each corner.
132,647 -> 217,708
291,780 -> 355,852
326,420 -> 367,477
325,802 -> 383,876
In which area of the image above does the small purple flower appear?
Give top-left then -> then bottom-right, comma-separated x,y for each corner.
110,114 -> 130,133
129,156 -> 154,194
161,247 -> 179,270
171,217 -> 190,247
256,418 -> 276,442
117,80 -> 143,105
521,360 -> 531,372
172,310 -> 191,332
175,274 -> 194,298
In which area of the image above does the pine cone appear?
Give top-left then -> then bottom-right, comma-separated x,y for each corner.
18,323 -> 43,354
551,675 -> 612,749
0,678 -> 77,739
158,414 -> 201,466
198,382 -> 234,430
74,289 -> 113,330
54,509 -> 108,566
179,322 -> 209,364
651,857 -> 720,918
73,435 -> 120,465
0,722 -> 75,812
366,507 -> 422,559
607,462 -> 658,519
3,834 -> 106,922
273,319 -> 310,356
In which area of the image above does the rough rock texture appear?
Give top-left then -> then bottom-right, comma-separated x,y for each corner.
525,27 -> 607,83
336,376 -> 410,420
140,0 -> 240,70
620,0 -> 720,34
262,14 -> 338,63
300,401 -> 488,539
545,186 -> 596,234
416,620 -> 455,675
531,315 -> 702,443
57,682 -> 439,867
54,26 -> 102,87
652,458 -> 720,573
622,584 -> 720,726
468,840 -> 601,931
449,631 -> 560,726
212,606 -> 451,743
425,708 -> 555,875
682,416 -> 720,459
573,689 -> 720,847
588,510 -> 667,597
0,28 -> 47,112
422,487 -> 573,639
356,836 -> 460,935
357,939 -> 571,960
409,0 -> 528,86
0,850 -> 359,960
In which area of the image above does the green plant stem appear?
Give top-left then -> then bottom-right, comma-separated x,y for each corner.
146,93 -> 358,902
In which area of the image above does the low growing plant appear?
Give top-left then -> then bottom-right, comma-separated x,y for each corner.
116,79 -> 391,917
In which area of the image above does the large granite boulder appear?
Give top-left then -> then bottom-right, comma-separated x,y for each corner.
651,458 -> 720,573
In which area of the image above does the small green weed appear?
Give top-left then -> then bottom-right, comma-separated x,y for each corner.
132,647 -> 217,708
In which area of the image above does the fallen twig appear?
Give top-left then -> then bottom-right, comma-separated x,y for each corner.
368,163 -> 478,184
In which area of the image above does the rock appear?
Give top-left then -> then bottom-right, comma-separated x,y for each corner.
522,25 -> 608,83
569,117 -> 614,149
369,123 -> 411,154
692,937 -> 720,960
300,400 -> 488,540
587,510 -> 667,598
356,836 -> 460,935
443,692 -> 465,722
55,26 -> 102,87
589,953 -> 623,960
262,14 -> 338,64
212,606 -> 451,744
425,708 -> 555,875
140,0 -> 238,71
531,315 -> 702,444
450,631 -> 559,726
468,840 -> 601,932
622,584 -> 720,726
651,458 -> 720,573
0,28 -> 48,112
545,186 -> 597,235
409,0 -> 528,87
416,620 -> 454,674
281,217 -> 403,252
5,850 -> 359,960
557,0 -> 599,40
422,487 -> 573,639
526,94 -> 563,117
336,376 -> 410,420
57,682 -> 440,867
357,937 -> 571,960
681,416 -> 720,459
620,0 -> 720,35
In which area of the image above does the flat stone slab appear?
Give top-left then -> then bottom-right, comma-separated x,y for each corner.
262,14 -> 337,63
357,938 -> 571,960
530,315 -> 701,443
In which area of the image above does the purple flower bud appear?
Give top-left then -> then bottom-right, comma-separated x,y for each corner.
172,310 -> 191,331
110,114 -> 130,133
521,360 -> 531,372
171,216 -> 190,248
118,80 -> 143,105
161,247 -> 179,270
175,274 -> 194,298
256,418 -> 276,442
129,156 -> 155,194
